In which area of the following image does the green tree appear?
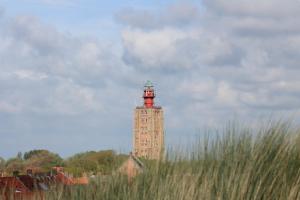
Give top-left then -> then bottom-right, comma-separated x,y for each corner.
23,149 -> 63,171
17,152 -> 22,160
24,150 -> 48,160
64,150 -> 126,176
0,157 -> 5,171
5,157 -> 24,174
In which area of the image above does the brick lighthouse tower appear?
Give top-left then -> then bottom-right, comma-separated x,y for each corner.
133,81 -> 164,160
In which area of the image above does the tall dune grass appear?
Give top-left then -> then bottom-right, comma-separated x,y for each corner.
46,122 -> 300,200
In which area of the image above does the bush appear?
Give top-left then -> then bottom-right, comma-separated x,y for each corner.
24,149 -> 63,171
64,150 -> 127,176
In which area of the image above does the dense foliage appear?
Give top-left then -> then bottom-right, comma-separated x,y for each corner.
1,149 -> 127,176
0,157 -> 5,171
64,150 -> 127,176
2,149 -> 63,174
24,150 -> 63,171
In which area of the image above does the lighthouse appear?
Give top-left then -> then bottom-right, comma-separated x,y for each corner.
133,81 -> 164,160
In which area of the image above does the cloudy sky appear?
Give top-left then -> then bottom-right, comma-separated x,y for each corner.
1,0 -> 300,159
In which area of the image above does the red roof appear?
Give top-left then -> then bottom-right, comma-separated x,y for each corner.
0,167 -> 88,199
18,175 -> 35,191
0,177 -> 33,199
0,177 -> 31,193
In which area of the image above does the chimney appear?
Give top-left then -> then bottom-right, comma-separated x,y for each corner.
27,169 -> 33,176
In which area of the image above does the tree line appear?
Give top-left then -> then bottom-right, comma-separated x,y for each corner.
0,149 -> 128,177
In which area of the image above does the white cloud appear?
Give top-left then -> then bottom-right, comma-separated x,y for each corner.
204,0 -> 300,18
216,81 -> 238,106
0,101 -> 21,113
0,14 -> 116,117
122,28 -> 187,70
14,70 -> 48,80
116,2 -> 200,29
47,80 -> 102,115
178,78 -> 216,102
122,27 -> 240,71
22,0 -> 78,6
118,0 -> 300,126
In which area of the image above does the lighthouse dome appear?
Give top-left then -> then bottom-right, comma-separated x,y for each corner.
144,80 -> 153,88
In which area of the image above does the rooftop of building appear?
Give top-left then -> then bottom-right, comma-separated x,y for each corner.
136,106 -> 162,109
144,80 -> 154,88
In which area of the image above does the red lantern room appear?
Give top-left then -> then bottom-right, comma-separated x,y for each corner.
143,80 -> 155,108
